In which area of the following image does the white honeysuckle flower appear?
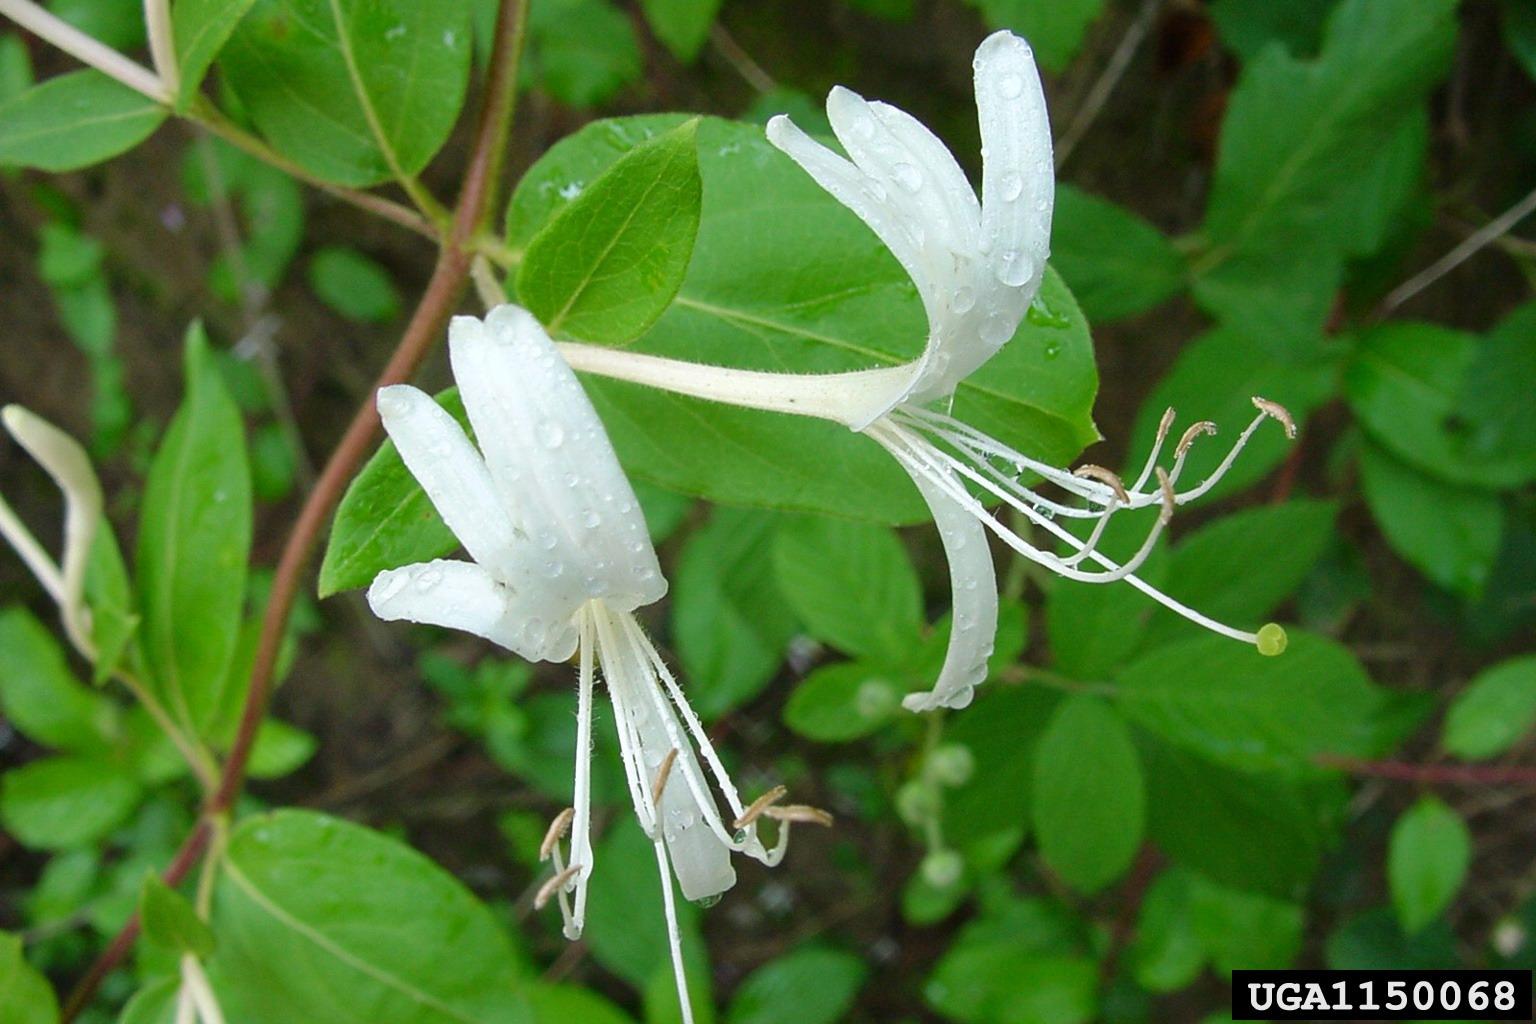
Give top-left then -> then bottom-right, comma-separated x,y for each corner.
557,30 -> 1292,713
366,304 -> 827,1024
0,404 -> 103,657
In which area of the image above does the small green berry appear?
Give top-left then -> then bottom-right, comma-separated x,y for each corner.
895,781 -> 939,825
927,743 -> 975,787
1257,622 -> 1287,657
920,849 -> 964,889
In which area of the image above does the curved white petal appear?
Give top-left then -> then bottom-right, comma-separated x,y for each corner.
976,30 -> 1053,297
367,559 -> 577,660
376,385 -> 520,578
899,467 -> 999,714
449,306 -> 665,616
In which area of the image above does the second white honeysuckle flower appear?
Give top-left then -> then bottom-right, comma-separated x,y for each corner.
366,304 -> 826,1024
560,30 -> 1292,713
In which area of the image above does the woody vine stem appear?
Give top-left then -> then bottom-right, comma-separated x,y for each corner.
56,0 -> 531,1016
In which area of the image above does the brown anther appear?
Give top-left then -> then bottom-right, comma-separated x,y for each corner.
1155,467 -> 1176,522
764,804 -> 835,828
534,864 -> 581,909
650,748 -> 679,807
1156,406 -> 1177,441
732,785 -> 788,829
539,807 -> 575,861
1073,464 -> 1130,504
1176,421 -> 1217,457
1252,396 -> 1296,439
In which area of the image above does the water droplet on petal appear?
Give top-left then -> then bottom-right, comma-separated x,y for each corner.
999,172 -> 1023,201
893,162 -> 923,192
980,312 -> 1014,345
414,566 -> 443,592
995,250 -> 1034,287
997,73 -> 1023,99
581,508 -> 601,529
538,420 -> 565,448
952,286 -> 976,314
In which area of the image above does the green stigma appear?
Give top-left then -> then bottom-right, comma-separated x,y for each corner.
1256,623 -> 1287,657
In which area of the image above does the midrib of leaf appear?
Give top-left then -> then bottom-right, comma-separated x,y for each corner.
326,0 -> 417,190
222,857 -> 485,1024
547,147 -> 683,332
149,410 -> 199,737
322,489 -> 442,595
0,105 -> 161,148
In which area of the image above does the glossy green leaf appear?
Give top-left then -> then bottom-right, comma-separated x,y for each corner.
0,70 -> 164,172
1143,498 -> 1337,647
672,507 -> 798,718
116,978 -> 179,1024
1187,874 -> 1304,974
524,0 -> 642,107
773,515 -> 922,661
1050,185 -> 1186,323
783,661 -> 905,742
0,607 -> 116,752
967,0 -> 1106,72
639,0 -> 721,62
1388,796 -> 1470,935
137,323 -> 251,738
1443,655 -> 1536,761
727,948 -> 866,1024
0,757 -> 142,849
1208,0 -> 1333,60
140,875 -> 215,958
0,34 -> 34,106
1359,440 -> 1503,599
247,719 -> 318,779
518,119 -> 703,344
1033,695 -> 1145,893
46,0 -> 145,49
1115,632 -> 1389,777
944,682 -> 1056,864
527,983 -> 635,1024
1347,321 -> 1536,489
319,388 -> 464,597
505,115 -> 1098,524
1128,326 -> 1336,502
1129,871 -> 1205,993
211,810 -> 529,1022
307,246 -> 400,323
0,932 -> 58,1024
221,0 -> 472,186
172,0 -> 259,108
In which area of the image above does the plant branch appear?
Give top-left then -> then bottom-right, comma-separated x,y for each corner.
1319,755 -> 1536,787
0,0 -> 167,99
1376,183 -> 1536,318
1055,0 -> 1163,170
57,2 -> 530,1016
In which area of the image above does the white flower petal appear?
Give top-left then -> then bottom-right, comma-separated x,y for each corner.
765,114 -> 926,294
975,30 -> 1053,295
900,472 -> 999,713
367,559 -> 575,659
449,306 -> 665,615
376,385 -> 520,577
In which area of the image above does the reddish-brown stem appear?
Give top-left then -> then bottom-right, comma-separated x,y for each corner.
1319,755 -> 1536,787
58,2 -> 529,1017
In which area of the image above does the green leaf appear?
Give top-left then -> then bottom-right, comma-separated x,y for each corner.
1504,0 -> 1536,82
306,246 -> 401,323
1442,655 -> 1536,761
1033,695 -> 1145,893
1186,873 -> 1304,974
967,0 -> 1106,72
0,607 -> 116,752
518,119 -> 703,345
0,757 -> 142,849
0,70 -> 165,171
1128,326 -> 1336,502
0,34 -> 35,106
672,507 -> 799,718
1388,796 -> 1470,935
1326,907 -> 1458,971
137,323 -> 251,738
45,0 -> 146,50
639,0 -> 721,62
505,115 -> 1098,524
1201,0 -> 1456,265
1115,632 -> 1389,777
773,515 -> 922,661
925,898 -> 1098,1024
211,810 -> 529,1022
318,389 -> 465,596
582,816 -> 703,987
1346,321 -> 1536,489
944,682 -> 1056,865
783,661 -> 904,742
1050,186 -> 1186,323
1455,301 -> 1536,476
172,0 -> 258,108
117,978 -> 179,1024
1046,506 -> 1167,679
727,948 -> 866,1024
524,0 -> 642,107
1129,871 -> 1205,993
1359,440 -> 1503,599
0,932 -> 59,1024
1208,0 -> 1334,60
221,0 -> 472,186
86,525 -> 141,685
1143,499 -> 1337,647
139,875 -> 215,958
1137,733 -> 1337,897
527,983 -> 636,1024
247,719 -> 318,778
